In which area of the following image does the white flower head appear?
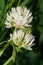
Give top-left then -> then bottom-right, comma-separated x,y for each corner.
10,30 -> 35,50
22,33 -> 35,50
10,30 -> 25,46
5,6 -> 33,29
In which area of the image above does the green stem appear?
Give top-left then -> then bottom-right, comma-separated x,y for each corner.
12,46 -> 16,62
17,0 -> 21,6
3,56 -> 13,65
0,43 -> 9,56
3,46 -> 16,65
0,41 -> 8,45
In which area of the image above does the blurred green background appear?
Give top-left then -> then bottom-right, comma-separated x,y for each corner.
0,0 -> 43,65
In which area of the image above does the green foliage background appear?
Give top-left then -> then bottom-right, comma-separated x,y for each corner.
0,0 -> 43,65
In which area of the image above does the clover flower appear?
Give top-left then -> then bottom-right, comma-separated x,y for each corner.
10,30 -> 35,50
5,7 -> 33,29
1,6 -> 35,65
